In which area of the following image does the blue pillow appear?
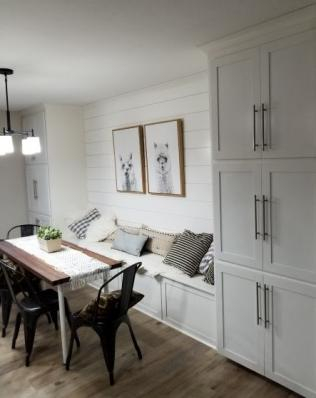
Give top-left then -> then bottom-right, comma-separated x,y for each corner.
111,229 -> 148,256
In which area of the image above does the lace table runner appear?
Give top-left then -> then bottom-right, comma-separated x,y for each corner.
7,236 -> 111,290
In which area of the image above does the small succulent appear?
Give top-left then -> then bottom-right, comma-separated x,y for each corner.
38,226 -> 62,241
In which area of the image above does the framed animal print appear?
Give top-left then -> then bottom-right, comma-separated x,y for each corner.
144,119 -> 185,197
112,126 -> 146,193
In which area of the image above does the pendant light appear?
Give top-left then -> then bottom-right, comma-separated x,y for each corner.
0,68 -> 41,156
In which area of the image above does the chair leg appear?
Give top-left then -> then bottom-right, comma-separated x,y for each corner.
100,330 -> 117,386
65,329 -> 76,371
1,291 -> 12,338
50,310 -> 59,331
126,316 -> 142,360
12,312 -> 22,349
65,301 -> 80,348
46,312 -> 52,324
24,317 -> 38,367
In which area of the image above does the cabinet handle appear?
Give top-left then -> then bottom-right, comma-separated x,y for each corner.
262,195 -> 269,240
261,103 -> 268,151
264,284 -> 270,328
33,180 -> 38,200
254,195 -> 261,240
256,282 -> 262,325
253,105 -> 259,151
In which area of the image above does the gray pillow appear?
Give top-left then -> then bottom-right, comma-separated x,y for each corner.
111,229 -> 148,257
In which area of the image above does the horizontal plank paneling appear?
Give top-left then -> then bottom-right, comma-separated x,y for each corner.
84,72 -> 213,233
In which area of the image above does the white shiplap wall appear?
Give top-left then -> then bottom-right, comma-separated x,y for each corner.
83,72 -> 213,233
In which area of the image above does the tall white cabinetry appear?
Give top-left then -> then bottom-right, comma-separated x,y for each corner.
22,105 -> 87,230
205,6 -> 316,398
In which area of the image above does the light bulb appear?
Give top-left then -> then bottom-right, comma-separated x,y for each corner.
0,135 -> 14,154
22,136 -> 41,155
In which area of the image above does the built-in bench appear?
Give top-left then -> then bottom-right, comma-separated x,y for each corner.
71,239 -> 217,348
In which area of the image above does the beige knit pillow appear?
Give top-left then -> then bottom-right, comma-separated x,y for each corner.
140,225 -> 180,257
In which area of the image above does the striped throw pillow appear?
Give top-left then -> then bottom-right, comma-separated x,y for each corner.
204,262 -> 215,285
68,208 -> 101,239
198,241 -> 214,274
163,230 -> 213,277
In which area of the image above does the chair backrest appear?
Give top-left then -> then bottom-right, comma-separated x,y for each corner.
95,262 -> 142,320
0,260 -> 25,309
6,224 -> 40,239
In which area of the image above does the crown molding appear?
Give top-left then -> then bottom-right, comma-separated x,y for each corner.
200,4 -> 316,59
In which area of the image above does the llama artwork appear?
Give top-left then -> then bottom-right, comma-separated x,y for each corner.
144,120 -> 185,197
113,126 -> 145,194
119,153 -> 137,191
154,143 -> 173,193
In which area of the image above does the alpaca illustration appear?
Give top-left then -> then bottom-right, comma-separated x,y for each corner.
154,142 -> 173,193
119,153 -> 137,191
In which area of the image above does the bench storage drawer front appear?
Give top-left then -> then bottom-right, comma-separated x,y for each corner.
134,273 -> 162,319
162,279 -> 216,346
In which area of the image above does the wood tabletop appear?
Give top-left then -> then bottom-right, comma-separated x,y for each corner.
0,240 -> 122,286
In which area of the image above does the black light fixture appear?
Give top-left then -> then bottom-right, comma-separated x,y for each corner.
0,68 -> 41,156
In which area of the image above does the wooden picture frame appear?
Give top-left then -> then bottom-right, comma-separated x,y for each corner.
144,119 -> 185,197
112,125 -> 146,194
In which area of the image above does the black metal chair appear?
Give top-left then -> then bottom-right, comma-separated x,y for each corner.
66,262 -> 144,385
0,260 -> 80,366
0,224 -> 41,337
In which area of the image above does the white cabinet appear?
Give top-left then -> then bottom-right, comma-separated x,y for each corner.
25,164 -> 50,215
262,159 -> 316,283
22,111 -> 47,164
213,161 -> 262,269
211,49 -> 261,159
264,273 -> 316,398
211,30 -> 316,160
216,261 -> 264,374
261,31 -> 316,158
28,211 -> 51,226
217,261 -> 316,398
22,105 -> 87,231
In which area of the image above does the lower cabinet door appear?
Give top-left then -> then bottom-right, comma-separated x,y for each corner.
216,261 -> 265,374
28,212 -> 51,226
264,274 -> 316,398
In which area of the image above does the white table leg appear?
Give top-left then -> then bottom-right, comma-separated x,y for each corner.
57,285 -> 68,364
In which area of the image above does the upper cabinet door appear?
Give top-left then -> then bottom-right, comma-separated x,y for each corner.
213,161 -> 262,269
262,159 -> 316,283
261,30 -> 316,158
23,111 -> 48,164
211,48 -> 261,160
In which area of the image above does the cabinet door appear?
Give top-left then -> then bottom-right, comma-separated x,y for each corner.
25,165 -> 51,216
216,261 -> 264,374
261,30 -> 316,158
214,161 -> 262,269
211,48 -> 261,159
262,159 -> 316,283
28,212 -> 51,226
23,111 -> 47,164
264,274 -> 316,398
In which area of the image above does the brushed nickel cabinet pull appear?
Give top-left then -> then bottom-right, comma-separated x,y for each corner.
254,195 -> 261,240
253,105 -> 259,151
262,195 -> 269,240
261,103 -> 268,151
256,282 -> 262,325
33,180 -> 38,200
264,284 -> 270,328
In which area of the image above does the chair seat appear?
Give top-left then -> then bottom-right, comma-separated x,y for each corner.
19,289 -> 59,313
74,290 -> 144,324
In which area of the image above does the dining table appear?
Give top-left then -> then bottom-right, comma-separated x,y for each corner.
0,235 -> 122,364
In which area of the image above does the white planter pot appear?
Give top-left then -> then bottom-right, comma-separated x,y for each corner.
38,238 -> 62,253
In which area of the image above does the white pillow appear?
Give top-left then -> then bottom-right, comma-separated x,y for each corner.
85,215 -> 117,242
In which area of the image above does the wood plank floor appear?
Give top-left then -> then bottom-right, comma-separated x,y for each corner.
0,286 -> 300,398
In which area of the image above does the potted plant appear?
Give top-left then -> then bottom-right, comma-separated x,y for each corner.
37,226 -> 62,253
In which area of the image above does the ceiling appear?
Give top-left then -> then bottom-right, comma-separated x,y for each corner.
0,0 -> 315,110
